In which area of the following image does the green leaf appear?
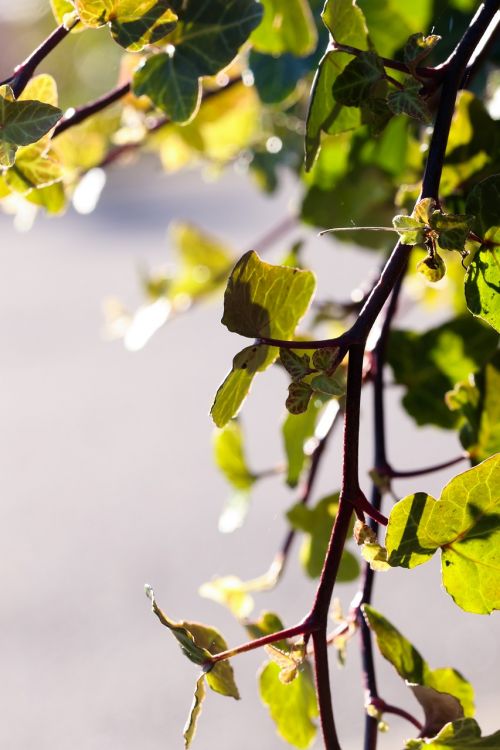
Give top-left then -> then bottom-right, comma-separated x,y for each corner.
5,142 -> 63,194
387,316 -> 498,429
134,51 -> 201,124
387,78 -> 431,123
199,575 -> 254,619
287,494 -> 360,580
0,89 -> 62,166
183,674 -> 206,749
332,52 -> 385,107
448,353 -> 500,464
280,348 -> 314,381
322,0 -> 369,48
310,373 -> 345,397
146,586 -> 239,697
362,605 -> 474,730
312,347 -> 341,373
133,0 -> 263,121
282,397 -> 323,487
251,0 -> 317,57
429,211 -> 474,252
168,222 -> 233,301
213,420 -> 255,491
464,175 -> 500,332
305,0 -> 369,168
245,611 -> 287,645
392,214 -> 425,245
406,719 -> 500,749
259,660 -> 318,749
187,622 -> 240,699
305,51 -> 362,170
357,0 -> 433,58
222,251 -> 316,339
385,454 -> 500,614
403,33 -> 441,74
75,0 -> 177,49
286,382 -> 313,415
211,344 -> 276,428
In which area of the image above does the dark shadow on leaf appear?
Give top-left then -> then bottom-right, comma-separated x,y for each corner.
222,279 -> 272,338
388,493 -> 436,567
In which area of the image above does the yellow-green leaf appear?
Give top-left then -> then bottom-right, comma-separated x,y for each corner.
183,674 -> 206,749
385,454 -> 500,614
251,0 -> 317,57
75,0 -> 177,50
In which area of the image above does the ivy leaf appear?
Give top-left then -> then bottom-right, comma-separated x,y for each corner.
392,214 -> 426,244
311,373 -> 345,398
282,397 -> 324,487
446,352 -> 500,464
332,52 -> 385,107
250,0 -> 318,57
357,0 -> 433,58
403,33 -> 441,74
286,382 -> 313,415
265,641 -> 306,684
211,344 -> 276,428
362,605 -> 474,733
385,454 -> 500,614
280,348 -> 314,381
50,0 -> 82,28
305,51 -> 362,170
287,494 -> 360,581
4,142 -> 63,194
429,211 -> 474,252
305,0 -> 369,169
259,660 -> 318,749
199,575 -> 254,619
213,420 -> 255,491
168,222 -> 233,302
222,251 -> 316,339
133,0 -> 263,122
312,347 -> 341,373
464,175 -> 500,333
405,718 -> 500,749
246,611 -> 287,647
75,0 -> 178,50
387,316 -> 498,429
183,674 -> 206,749
387,78 -> 431,123
0,86 -> 62,167
133,51 -> 200,123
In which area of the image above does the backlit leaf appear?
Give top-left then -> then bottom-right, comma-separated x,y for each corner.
222,251 -> 316,339
385,454 -> 500,614
464,175 -> 500,333
403,33 -> 441,74
405,719 -> 500,749
199,575 -> 254,619
183,674 -> 206,749
133,0 -> 263,121
280,348 -> 314,381
259,660 -> 318,749
387,316 -> 498,429
362,605 -> 474,730
392,214 -> 426,245
332,52 -> 385,107
429,211 -> 473,252
357,0 -> 433,58
282,397 -> 324,487
213,420 -> 255,491
75,0 -> 177,49
211,344 -> 276,427
286,382 -> 313,414
251,0 -> 317,57
387,78 -> 431,123
0,87 -> 62,166
5,142 -> 63,194
287,494 -> 360,580
446,353 -> 500,464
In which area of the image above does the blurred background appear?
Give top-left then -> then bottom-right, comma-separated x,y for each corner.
0,3 -> 499,750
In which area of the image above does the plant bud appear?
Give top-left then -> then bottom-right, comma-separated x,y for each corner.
416,253 -> 446,282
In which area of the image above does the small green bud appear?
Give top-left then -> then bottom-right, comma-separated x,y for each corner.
416,253 -> 446,282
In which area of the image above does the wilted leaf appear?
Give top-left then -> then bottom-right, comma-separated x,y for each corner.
363,604 -> 474,731
405,718 -> 500,749
183,674 -> 206,749
385,454 -> 500,614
